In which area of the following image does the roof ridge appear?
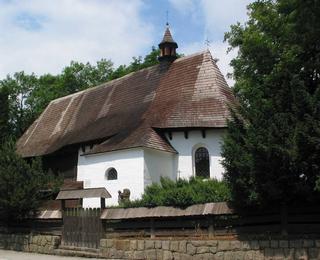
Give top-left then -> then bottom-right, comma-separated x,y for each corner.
51,63 -> 161,103
51,51 -> 209,103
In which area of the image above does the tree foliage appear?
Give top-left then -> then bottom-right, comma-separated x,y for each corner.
222,0 -> 320,208
121,177 -> 231,208
0,47 -> 162,139
0,140 -> 60,222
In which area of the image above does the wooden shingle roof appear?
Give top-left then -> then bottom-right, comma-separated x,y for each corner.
17,50 -> 236,157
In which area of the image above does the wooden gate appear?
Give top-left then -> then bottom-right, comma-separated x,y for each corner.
62,208 -> 103,248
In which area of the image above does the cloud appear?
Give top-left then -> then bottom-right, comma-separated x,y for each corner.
170,0 -> 253,86
0,0 -> 153,79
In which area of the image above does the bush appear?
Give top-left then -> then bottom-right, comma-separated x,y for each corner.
120,177 -> 231,208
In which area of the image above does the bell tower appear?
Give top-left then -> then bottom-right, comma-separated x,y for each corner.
158,23 -> 178,62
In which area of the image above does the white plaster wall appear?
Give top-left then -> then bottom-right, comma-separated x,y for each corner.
77,148 -> 144,208
143,148 -> 177,187
165,129 -> 226,180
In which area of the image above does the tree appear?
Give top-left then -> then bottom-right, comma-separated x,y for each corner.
222,0 -> 320,209
0,86 -> 9,143
0,47 -> 165,139
0,140 -> 59,222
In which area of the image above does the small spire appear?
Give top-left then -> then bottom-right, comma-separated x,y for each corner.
158,24 -> 178,63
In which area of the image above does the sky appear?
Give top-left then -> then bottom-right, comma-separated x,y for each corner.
0,0 -> 253,86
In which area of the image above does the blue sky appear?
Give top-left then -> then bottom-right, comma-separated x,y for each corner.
0,0 -> 253,85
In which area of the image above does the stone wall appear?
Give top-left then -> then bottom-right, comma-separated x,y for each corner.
100,238 -> 320,260
0,233 -> 60,254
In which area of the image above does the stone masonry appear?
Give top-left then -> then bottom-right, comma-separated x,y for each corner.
0,233 -> 60,254
100,238 -> 320,260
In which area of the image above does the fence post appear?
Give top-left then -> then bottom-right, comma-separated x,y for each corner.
208,216 -> 214,238
281,204 -> 288,236
150,219 -> 155,239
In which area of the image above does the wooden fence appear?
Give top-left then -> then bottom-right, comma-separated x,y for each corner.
62,208 -> 103,248
104,207 -> 320,239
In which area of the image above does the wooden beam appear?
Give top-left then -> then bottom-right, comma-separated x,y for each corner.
201,129 -> 206,138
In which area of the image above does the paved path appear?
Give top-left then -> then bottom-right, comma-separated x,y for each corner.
0,250 -> 100,260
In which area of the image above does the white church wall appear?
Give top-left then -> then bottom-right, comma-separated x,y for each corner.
143,148 -> 177,187
165,129 -> 226,180
77,148 -> 144,208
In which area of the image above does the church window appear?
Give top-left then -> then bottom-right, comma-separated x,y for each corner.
194,147 -> 210,178
106,168 -> 118,180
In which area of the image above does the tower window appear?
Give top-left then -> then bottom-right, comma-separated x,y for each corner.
105,168 -> 118,180
195,147 -> 210,178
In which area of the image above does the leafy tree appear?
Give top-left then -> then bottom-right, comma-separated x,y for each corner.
0,86 -> 9,143
0,140 -> 60,222
0,47 -> 165,139
222,0 -> 320,208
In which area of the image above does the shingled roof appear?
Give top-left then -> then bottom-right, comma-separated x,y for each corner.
17,50 -> 236,158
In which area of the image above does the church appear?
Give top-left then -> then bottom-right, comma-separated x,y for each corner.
17,26 -> 236,207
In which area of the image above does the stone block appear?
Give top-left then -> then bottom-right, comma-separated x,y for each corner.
283,248 -> 294,259
137,240 -> 145,250
145,249 -> 157,260
309,248 -> 320,259
209,246 -> 217,254
196,246 -> 209,254
106,239 -> 114,248
178,241 -> 187,253
130,240 -> 137,250
170,241 -> 179,252
264,248 -> 274,258
241,241 -> 250,250
155,240 -> 162,249
191,240 -> 206,247
249,240 -> 260,250
162,240 -> 170,250
294,248 -> 308,260
205,240 -> 218,247
115,239 -> 130,251
214,251 -> 225,260
163,250 -> 173,260
194,253 -> 214,260
145,240 -> 155,249
230,240 -> 241,250
186,243 -> 196,255
41,238 -> 47,246
123,250 -> 134,259
244,250 -> 256,260
133,251 -> 145,259
232,251 -> 245,260
315,240 -> 320,248
217,240 -> 230,251
100,239 -> 107,248
173,252 -> 193,260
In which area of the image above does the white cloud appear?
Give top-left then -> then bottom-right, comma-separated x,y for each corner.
171,0 -> 253,86
0,0 -> 153,78
180,41 -> 237,86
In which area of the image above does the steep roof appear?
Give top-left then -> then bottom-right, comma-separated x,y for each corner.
161,27 -> 175,43
17,50 -> 236,158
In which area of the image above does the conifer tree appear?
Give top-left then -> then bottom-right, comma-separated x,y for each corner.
222,0 -> 320,208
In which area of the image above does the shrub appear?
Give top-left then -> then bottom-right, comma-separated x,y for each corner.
120,177 -> 231,208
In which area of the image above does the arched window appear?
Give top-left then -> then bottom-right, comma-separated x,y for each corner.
105,168 -> 118,180
195,147 -> 210,178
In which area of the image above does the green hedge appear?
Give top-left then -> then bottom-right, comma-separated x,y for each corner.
121,177 -> 231,208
